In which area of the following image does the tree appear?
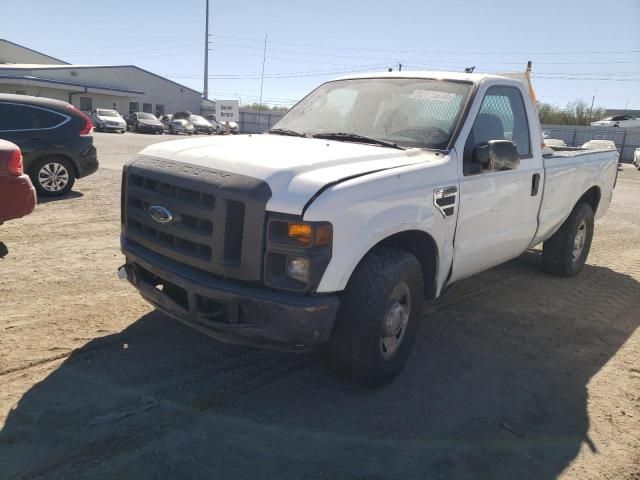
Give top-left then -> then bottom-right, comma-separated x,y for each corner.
241,103 -> 289,114
537,100 -> 607,126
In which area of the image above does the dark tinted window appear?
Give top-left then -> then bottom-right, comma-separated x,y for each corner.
80,96 -> 92,111
129,102 -> 139,114
143,103 -> 152,113
0,103 -> 66,131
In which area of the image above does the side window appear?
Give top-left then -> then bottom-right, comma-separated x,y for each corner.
0,104 -> 63,131
464,86 -> 531,175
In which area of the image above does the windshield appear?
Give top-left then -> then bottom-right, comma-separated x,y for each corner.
272,78 -> 471,149
190,115 -> 208,123
97,109 -> 119,118
137,113 -> 156,120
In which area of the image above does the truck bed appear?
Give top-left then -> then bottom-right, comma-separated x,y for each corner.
532,147 -> 619,246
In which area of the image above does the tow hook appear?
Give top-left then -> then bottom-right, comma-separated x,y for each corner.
117,264 -> 135,284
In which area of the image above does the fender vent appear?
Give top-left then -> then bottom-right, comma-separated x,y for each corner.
434,186 -> 458,217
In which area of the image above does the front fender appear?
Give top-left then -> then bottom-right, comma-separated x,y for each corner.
303,158 -> 459,295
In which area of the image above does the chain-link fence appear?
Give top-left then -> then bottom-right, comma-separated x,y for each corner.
238,110 -> 283,134
542,124 -> 640,162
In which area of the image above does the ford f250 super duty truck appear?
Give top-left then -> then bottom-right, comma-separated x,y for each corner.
119,71 -> 618,386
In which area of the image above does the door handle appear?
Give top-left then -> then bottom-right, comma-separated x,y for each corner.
531,173 -> 541,196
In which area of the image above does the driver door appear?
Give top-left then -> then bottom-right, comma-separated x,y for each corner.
450,85 -> 542,283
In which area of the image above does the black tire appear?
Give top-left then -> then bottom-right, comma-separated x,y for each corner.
30,156 -> 76,197
542,203 -> 594,276
327,247 -> 424,387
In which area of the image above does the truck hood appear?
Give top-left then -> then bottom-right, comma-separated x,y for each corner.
136,134 -> 434,214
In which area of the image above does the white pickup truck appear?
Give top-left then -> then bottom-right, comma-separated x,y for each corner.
119,71 -> 618,386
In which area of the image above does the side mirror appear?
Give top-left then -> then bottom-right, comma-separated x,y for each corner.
473,140 -> 520,171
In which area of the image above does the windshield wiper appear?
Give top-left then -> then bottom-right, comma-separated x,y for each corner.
312,132 -> 405,150
269,128 -> 307,137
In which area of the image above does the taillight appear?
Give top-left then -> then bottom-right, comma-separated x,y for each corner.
66,104 -> 93,135
7,148 -> 23,176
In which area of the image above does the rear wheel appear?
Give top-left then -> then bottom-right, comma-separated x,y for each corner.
542,203 -> 594,276
30,156 -> 76,197
327,247 -> 424,387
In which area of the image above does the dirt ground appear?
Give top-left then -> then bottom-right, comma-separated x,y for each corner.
1,132 -> 639,479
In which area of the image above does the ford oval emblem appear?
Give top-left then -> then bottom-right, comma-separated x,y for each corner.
147,205 -> 173,224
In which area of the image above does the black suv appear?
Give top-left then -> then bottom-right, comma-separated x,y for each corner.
0,94 -> 98,196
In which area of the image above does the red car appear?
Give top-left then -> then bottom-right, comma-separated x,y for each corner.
0,140 -> 36,224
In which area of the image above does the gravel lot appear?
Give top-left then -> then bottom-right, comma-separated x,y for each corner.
1,132 -> 639,479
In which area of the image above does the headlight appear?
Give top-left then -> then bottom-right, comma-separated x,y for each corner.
285,256 -> 310,283
264,215 -> 332,292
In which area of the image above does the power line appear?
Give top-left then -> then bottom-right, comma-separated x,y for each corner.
210,33 -> 640,56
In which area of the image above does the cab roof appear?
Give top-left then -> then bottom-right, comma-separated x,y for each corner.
335,70 -> 516,84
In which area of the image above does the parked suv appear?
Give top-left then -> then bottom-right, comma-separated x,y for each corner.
0,94 -> 98,196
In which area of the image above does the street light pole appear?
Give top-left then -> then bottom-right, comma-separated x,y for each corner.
203,0 -> 209,100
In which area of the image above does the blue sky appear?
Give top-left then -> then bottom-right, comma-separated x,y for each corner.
2,0 -> 639,109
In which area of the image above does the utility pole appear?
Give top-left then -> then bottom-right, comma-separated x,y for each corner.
258,34 -> 267,118
589,94 -> 595,123
398,62 -> 402,71
203,0 -> 210,99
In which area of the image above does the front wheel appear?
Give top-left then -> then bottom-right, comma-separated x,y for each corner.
542,203 -> 594,276
327,247 -> 424,387
30,156 -> 76,197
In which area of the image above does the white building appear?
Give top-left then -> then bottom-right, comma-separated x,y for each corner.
0,39 -> 207,116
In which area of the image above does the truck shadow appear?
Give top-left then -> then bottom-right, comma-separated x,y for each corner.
1,255 -> 639,479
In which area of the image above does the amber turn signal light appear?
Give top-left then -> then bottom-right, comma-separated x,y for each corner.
287,223 -> 313,246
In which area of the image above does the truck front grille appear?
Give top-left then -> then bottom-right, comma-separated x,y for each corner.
122,156 -> 271,282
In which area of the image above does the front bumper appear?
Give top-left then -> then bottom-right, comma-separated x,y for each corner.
138,124 -> 164,133
0,174 -> 36,223
121,238 -> 340,350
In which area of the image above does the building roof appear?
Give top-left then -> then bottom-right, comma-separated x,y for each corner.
0,63 -> 203,97
0,39 -> 69,65
0,74 -> 145,95
0,40 -> 204,98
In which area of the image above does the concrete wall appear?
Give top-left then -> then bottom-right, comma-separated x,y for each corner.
542,124 -> 640,162
0,65 -> 203,115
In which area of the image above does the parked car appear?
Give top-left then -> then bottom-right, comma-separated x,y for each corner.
119,71 -> 618,386
581,140 -> 618,151
168,112 -> 194,135
0,140 -> 36,225
633,147 -> 640,170
91,109 -> 126,133
0,94 -> 98,196
204,114 -> 239,134
189,115 -> 216,135
126,112 -> 164,134
158,114 -> 173,131
544,138 -> 567,147
591,115 -> 640,128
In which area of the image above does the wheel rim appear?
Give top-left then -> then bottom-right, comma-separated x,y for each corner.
572,220 -> 587,261
38,162 -> 69,192
380,282 -> 411,359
